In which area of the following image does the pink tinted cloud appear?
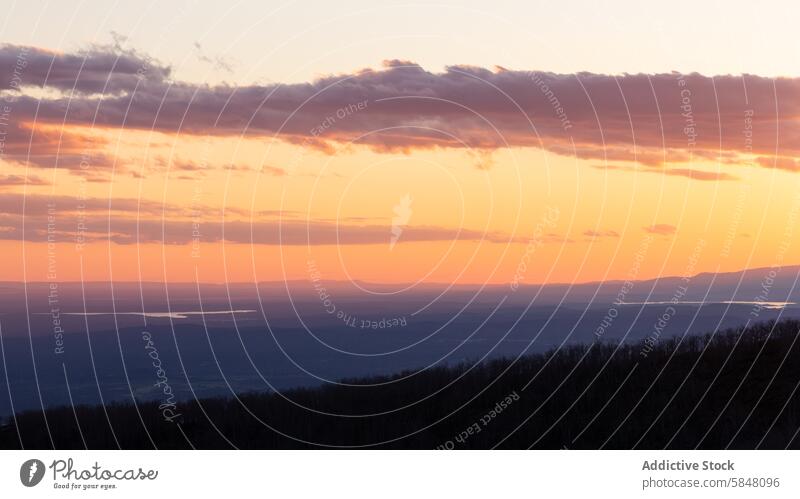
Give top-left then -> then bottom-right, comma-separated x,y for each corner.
755,156 -> 800,171
4,45 -> 800,172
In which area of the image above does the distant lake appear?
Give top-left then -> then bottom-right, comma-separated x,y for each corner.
35,310 -> 257,319
622,301 -> 794,310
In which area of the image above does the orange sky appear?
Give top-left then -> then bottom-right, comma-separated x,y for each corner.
3,126 -> 799,285
2,44 -> 800,286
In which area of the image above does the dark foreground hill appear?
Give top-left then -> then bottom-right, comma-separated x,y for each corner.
3,320 -> 800,449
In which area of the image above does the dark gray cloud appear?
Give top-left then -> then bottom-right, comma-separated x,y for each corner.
0,44 -> 167,94
4,44 -> 799,173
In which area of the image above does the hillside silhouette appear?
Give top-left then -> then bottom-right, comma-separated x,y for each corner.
2,320 -> 800,449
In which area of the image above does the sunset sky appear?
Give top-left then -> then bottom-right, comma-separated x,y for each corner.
2,0 -> 799,286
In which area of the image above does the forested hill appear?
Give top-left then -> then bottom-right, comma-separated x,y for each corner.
3,320 -> 800,449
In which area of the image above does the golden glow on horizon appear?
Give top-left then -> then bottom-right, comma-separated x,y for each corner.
3,121 -> 799,285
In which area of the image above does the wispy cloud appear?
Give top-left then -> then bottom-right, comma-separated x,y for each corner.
593,164 -> 739,181
643,224 -> 677,236
0,192 -> 520,246
755,156 -> 800,172
583,229 -> 620,239
0,174 -> 49,187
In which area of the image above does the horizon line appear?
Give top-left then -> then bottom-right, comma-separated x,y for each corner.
2,263 -> 797,288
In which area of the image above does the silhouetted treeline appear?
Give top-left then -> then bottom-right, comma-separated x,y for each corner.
2,320 -> 800,449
